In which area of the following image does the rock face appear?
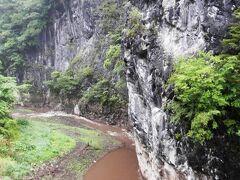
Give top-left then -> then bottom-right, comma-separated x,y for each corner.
123,0 -> 238,179
23,0 -> 127,122
23,0 -> 100,89
21,0 -> 240,179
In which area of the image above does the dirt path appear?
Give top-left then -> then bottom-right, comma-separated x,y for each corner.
13,109 -> 141,180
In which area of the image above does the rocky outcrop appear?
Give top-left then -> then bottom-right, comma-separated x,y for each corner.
23,0 -> 101,89
123,0 -> 238,179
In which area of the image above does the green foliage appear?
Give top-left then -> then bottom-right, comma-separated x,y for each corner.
46,71 -> 77,97
0,120 -> 75,179
115,77 -> 127,91
102,34 -> 126,98
17,119 -> 29,126
126,8 -> 145,38
16,83 -> 31,104
96,0 -> 124,34
109,32 -> 121,45
169,53 -> 240,143
50,70 -> 61,79
222,8 -> 240,54
45,67 -> 94,99
0,75 -> 18,139
175,132 -> 182,141
103,45 -> 121,70
77,66 -> 94,80
0,75 -> 17,105
0,0 -> 51,74
93,0 -> 127,107
169,53 -> 224,143
70,50 -> 83,66
81,78 -> 123,110
113,60 -> 125,75
0,61 -> 3,73
169,8 -> 240,143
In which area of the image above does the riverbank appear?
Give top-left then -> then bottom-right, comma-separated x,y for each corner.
9,107 -> 141,179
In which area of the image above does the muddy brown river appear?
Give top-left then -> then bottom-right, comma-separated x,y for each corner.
84,148 -> 140,180
80,114 -> 141,180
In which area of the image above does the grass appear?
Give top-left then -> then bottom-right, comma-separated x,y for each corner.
59,126 -> 109,149
0,120 -> 76,179
47,122 -> 120,178
69,149 -> 102,179
0,113 -> 120,179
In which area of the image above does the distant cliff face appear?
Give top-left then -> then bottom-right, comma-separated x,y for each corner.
23,0 -> 100,89
23,0 -> 127,123
123,0 -> 238,179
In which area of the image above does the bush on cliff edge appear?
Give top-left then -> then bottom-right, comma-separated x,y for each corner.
169,8 -> 240,143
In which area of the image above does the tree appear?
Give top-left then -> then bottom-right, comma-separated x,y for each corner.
0,75 -> 18,138
0,0 -> 51,78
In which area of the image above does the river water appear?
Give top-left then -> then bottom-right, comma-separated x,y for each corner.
84,148 -> 140,180
82,115 -> 142,180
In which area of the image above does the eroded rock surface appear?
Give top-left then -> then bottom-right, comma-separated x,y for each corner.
23,0 -> 101,89
123,0 -> 239,179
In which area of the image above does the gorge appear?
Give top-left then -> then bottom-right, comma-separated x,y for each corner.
0,0 -> 240,179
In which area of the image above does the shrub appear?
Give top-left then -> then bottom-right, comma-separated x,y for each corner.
81,78 -> 123,111
0,118 -> 18,139
45,67 -> 94,99
0,75 -> 18,139
17,119 -> 29,127
126,8 -> 145,38
45,71 -> 77,97
113,60 -> 125,76
109,32 -> 121,45
96,0 -> 122,33
76,66 -> 94,82
16,83 -> 31,105
222,8 -> 240,54
169,8 -> 240,143
81,78 -> 109,104
169,52 -> 240,143
103,45 -> 121,70
70,50 -> 83,66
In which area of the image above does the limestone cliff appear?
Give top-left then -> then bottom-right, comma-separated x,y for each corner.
22,0 -> 128,123
123,0 -> 239,179
19,0 -> 240,179
23,0 -> 100,90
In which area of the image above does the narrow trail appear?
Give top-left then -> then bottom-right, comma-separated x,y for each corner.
13,109 -> 141,180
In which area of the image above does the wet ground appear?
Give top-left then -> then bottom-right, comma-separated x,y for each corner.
13,108 -> 141,180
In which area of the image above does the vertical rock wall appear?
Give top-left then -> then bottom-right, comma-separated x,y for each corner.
23,0 -> 100,88
123,0 -> 238,179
